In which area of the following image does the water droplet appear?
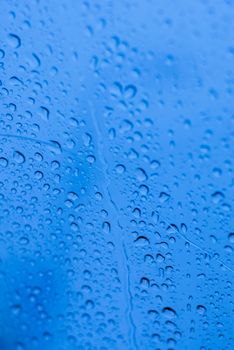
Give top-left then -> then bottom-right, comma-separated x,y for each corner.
124,84 -> 137,99
162,307 -> 177,319
47,141 -> 62,155
159,192 -> 171,203
13,151 -> 25,164
196,305 -> 207,315
0,157 -> 8,167
211,191 -> 224,204
115,164 -> 126,174
8,33 -> 21,48
228,233 -> 234,244
0,49 -> 5,59
102,221 -> 111,234
38,106 -> 50,121
134,236 -> 150,246
135,168 -> 148,182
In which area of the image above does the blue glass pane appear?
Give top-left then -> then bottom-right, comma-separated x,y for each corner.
0,1 -> 233,349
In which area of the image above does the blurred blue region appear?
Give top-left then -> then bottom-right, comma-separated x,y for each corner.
0,1 -> 233,349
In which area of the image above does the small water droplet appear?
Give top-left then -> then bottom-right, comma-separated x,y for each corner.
8,33 -> 21,48
13,151 -> 25,164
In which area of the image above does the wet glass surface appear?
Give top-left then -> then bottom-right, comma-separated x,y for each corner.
0,1 -> 233,349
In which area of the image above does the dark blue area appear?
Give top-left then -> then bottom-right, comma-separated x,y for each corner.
0,1 -> 233,349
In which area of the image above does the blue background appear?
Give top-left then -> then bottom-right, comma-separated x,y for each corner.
0,0 -> 233,349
